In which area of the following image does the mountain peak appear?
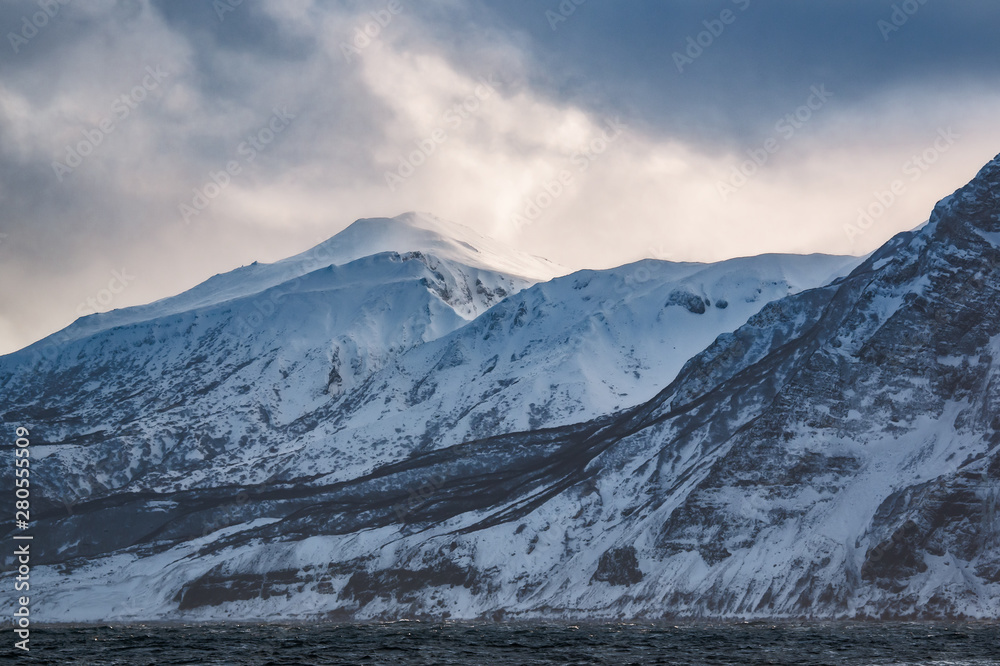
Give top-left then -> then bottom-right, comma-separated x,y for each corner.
930,151 -> 1000,236
21,212 -> 563,354
358,211 -> 461,231
287,212 -> 565,282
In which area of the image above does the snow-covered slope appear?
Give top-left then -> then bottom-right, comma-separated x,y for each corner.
303,253 -> 862,469
32,212 -> 562,348
0,218 -> 858,501
285,212 -> 564,282
7,151 -> 1000,623
1,216 -> 544,500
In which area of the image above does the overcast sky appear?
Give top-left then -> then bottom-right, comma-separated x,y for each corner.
2,0 -> 1000,355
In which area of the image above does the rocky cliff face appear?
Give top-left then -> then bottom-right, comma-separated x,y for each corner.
2,157 -> 999,622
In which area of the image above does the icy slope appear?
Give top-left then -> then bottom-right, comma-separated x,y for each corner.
286,212 -> 565,282
0,217 -> 859,504
32,212 -> 562,348
13,150 -> 1000,623
0,249 -> 531,499
307,253 -> 863,465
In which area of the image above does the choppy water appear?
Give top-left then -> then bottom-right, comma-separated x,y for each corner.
4,621 -> 999,665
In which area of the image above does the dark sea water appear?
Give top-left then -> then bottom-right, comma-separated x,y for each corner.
4,622 -> 999,665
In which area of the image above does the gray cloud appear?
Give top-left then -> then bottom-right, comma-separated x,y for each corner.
1,0 -> 999,354
457,0 -> 1000,145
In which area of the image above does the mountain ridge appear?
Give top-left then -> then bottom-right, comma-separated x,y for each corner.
16,212 -> 563,355
3,155 -> 999,621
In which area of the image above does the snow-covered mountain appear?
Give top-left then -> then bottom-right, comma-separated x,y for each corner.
315,253 -> 861,465
8,227 -> 552,508
4,153 -> 1000,622
33,212 -> 562,349
0,215 -> 857,504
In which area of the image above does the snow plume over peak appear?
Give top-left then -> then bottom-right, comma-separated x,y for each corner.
18,212 -> 564,352
285,212 -> 566,283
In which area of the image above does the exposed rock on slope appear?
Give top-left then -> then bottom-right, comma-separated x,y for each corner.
4,155 -> 1000,621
